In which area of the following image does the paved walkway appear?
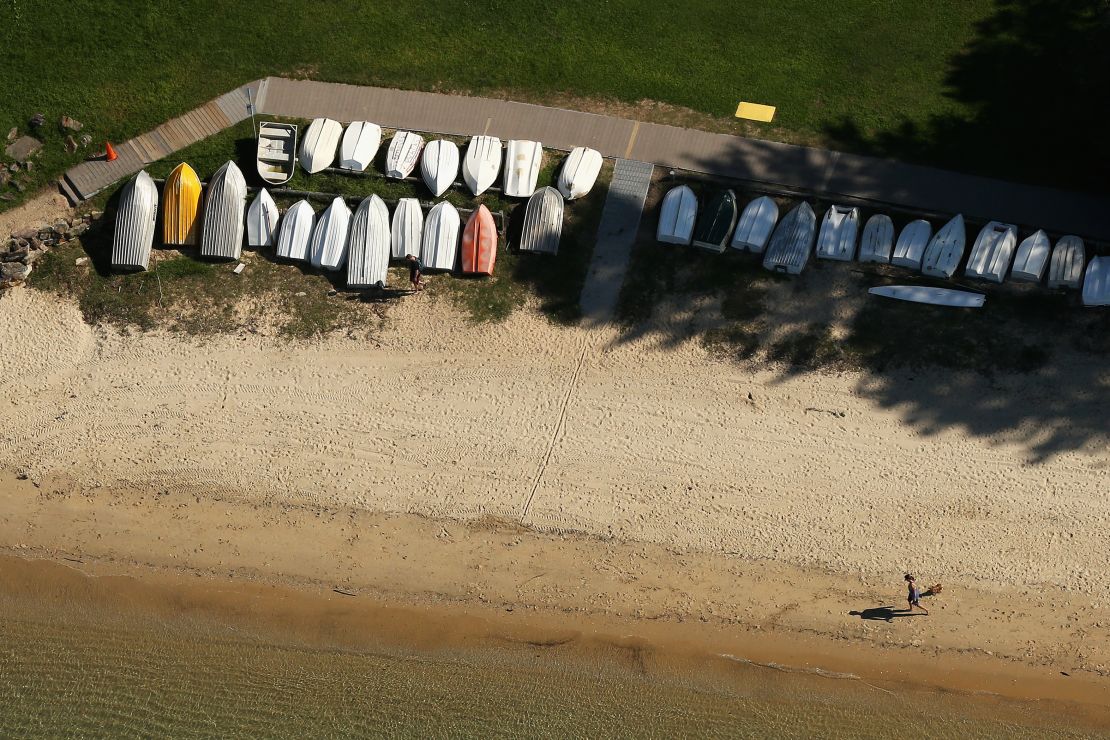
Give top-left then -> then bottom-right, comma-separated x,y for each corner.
61,76 -> 1109,241
579,160 -> 654,324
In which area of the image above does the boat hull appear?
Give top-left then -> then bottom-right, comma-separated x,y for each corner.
657,185 -> 697,245
347,195 -> 391,288
111,170 -> 158,271
299,118 -> 342,174
391,198 -> 424,260
162,162 -> 201,246
962,220 -> 1015,283
461,204 -> 497,275
1081,257 -> 1110,306
257,122 -> 298,184
339,121 -> 382,171
199,161 -> 247,260
421,139 -> 460,197
275,200 -> 315,262
463,136 -> 502,195
1010,229 -> 1050,283
730,195 -> 778,253
815,205 -> 859,261
520,187 -> 563,255
558,147 -> 602,200
503,140 -> 543,198
246,189 -> 279,248
1047,236 -> 1086,289
762,201 -> 816,275
386,131 -> 425,179
891,219 -> 932,269
858,214 -> 894,264
421,201 -> 460,271
692,190 -> 737,252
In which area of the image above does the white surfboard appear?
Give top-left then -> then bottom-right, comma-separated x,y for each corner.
869,285 -> 985,308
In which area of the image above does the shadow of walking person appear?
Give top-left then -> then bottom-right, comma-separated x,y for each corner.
849,606 -> 926,622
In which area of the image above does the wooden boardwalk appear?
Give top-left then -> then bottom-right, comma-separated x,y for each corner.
61,76 -> 1110,241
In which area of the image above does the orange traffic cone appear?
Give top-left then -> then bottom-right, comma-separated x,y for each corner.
105,141 -> 118,162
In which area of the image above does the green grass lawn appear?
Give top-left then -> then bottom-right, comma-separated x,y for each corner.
11,0 -> 1102,215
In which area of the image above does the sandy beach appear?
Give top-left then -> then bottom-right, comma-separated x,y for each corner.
1,284 -> 1108,720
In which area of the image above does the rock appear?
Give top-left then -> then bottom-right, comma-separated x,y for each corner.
5,127 -> 16,141
327,289 -> 338,297
79,134 -> 92,148
29,113 -> 45,129
29,237 -> 43,250
5,136 -> 42,162
63,135 -> 78,154
12,180 -> 25,193
0,194 -> 14,202
12,228 -> 36,240
22,250 -> 42,266
52,220 -> 68,233
0,170 -> 9,187
7,163 -> 18,173
24,161 -> 32,172
60,115 -> 83,131
1,262 -> 31,281
2,247 -> 28,262
70,222 -> 89,236
75,257 -> 89,266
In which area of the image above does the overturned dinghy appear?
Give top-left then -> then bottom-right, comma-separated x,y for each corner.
1010,230 -> 1051,283
200,161 -> 247,260
347,195 -> 391,288
162,162 -> 201,246
858,214 -> 894,264
869,285 -> 985,308
421,139 -> 460,197
815,205 -> 859,261
422,201 -> 460,271
463,135 -> 502,195
275,200 -> 315,262
300,118 -> 342,174
891,219 -> 932,269
461,204 -> 497,276
731,196 -> 778,253
339,121 -> 382,171
246,189 -> 279,248
309,197 -> 352,271
257,122 -> 298,185
386,131 -> 424,179
963,220 -> 1015,283
1048,236 -> 1085,289
692,190 -> 737,252
503,140 -> 543,197
762,201 -> 816,275
920,214 -> 966,279
391,198 -> 424,260
111,170 -> 158,271
1082,257 -> 1110,306
520,187 -> 563,255
656,185 -> 697,246
558,147 -> 602,200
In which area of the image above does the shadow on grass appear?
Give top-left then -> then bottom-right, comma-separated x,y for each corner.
820,0 -> 1110,195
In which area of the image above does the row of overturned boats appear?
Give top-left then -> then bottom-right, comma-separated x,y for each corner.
111,119 -> 604,284
656,186 -> 1109,307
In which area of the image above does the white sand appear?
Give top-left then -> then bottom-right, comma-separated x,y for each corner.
1,287 -> 1107,594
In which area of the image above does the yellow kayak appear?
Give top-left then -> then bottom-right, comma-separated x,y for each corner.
162,162 -> 202,246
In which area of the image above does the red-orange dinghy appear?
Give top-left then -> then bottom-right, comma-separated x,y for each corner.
461,204 -> 497,275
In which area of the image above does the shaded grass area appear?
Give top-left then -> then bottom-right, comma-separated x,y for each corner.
1,0 -> 1022,214
27,120 -> 609,331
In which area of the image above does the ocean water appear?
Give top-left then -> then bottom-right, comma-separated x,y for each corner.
0,594 -> 1099,738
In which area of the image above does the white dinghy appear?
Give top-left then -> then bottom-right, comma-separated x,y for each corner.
730,195 -> 778,253
920,214 -> 966,279
891,219 -> 932,269
463,135 -> 502,195
275,200 -> 315,262
815,205 -> 859,261
256,122 -> 297,185
963,220 -> 1016,283
1081,257 -> 1110,306
246,189 -> 279,248
391,198 -> 424,260
762,201 -> 816,275
558,147 -> 602,200
300,118 -> 343,174
520,187 -> 564,255
869,285 -> 985,308
1047,235 -> 1085,289
386,131 -> 425,179
858,214 -> 895,264
111,170 -> 158,271
339,121 -> 382,171
1010,229 -> 1051,283
200,161 -> 247,260
347,195 -> 391,288
421,201 -> 460,271
421,139 -> 460,197
656,185 -> 697,245
503,140 -> 543,197
309,196 -> 352,271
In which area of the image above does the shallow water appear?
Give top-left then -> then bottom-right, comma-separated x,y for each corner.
0,590 -> 1099,740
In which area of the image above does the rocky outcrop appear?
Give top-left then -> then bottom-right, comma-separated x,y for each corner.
1,212 -> 97,288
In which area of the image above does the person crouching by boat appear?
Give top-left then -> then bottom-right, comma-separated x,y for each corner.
406,254 -> 425,291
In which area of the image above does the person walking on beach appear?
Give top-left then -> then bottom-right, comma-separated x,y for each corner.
904,573 -> 929,615
406,254 -> 425,291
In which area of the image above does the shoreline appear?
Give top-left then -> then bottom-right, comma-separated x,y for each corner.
2,472 -> 1108,728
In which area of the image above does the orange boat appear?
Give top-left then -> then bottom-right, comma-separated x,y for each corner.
461,204 -> 497,275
